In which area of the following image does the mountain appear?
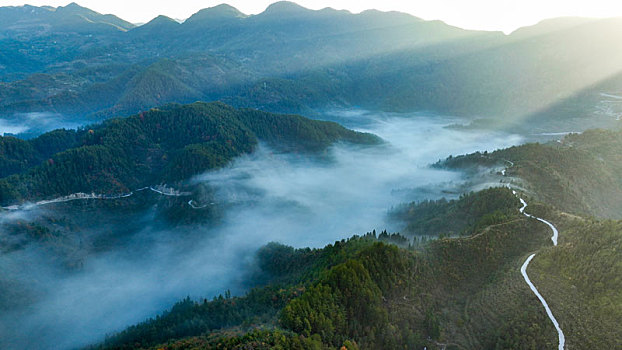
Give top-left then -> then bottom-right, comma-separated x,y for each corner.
129,15 -> 180,38
438,128 -> 622,218
3,3 -> 622,350
183,4 -> 248,24
0,2 -> 134,36
2,3 -> 622,133
96,186 -> 622,349
93,128 -> 622,350
261,1 -> 309,16
0,102 -> 379,205
0,2 -> 134,78
0,2 -> 489,119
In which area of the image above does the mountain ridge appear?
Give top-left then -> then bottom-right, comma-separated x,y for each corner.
0,101 -> 380,205
2,3 -> 622,137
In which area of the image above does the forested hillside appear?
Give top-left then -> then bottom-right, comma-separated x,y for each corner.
390,188 -> 519,236
2,3 -> 622,132
3,3 -> 622,349
0,128 -> 81,177
438,128 -> 622,218
93,186 -> 622,350
89,123 -> 622,350
0,102 -> 379,205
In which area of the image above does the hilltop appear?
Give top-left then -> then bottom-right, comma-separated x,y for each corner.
437,128 -> 622,219
0,102 -> 379,205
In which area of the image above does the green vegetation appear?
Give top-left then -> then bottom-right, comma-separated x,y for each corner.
390,187 -> 519,236
95,188 -> 582,350
95,236 -> 382,350
438,128 -> 622,218
529,216 -> 622,348
4,4 -> 622,349
0,102 -> 379,205
3,2 -> 622,131
0,129 -> 80,178
416,129 -> 622,348
101,288 -> 294,349
93,157 -> 622,350
141,329 -> 336,350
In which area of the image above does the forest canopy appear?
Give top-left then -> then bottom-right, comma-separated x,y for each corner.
0,102 -> 380,205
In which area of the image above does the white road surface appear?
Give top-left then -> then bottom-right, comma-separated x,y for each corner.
513,189 -> 565,350
2,185 -> 196,211
521,254 -> 566,350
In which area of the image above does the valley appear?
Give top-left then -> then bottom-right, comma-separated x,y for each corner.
89,128 -> 622,350
0,107 -> 522,349
1,1 -> 622,350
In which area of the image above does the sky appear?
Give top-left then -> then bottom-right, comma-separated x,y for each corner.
1,0 -> 622,33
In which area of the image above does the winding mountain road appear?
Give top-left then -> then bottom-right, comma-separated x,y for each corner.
1,185 -> 204,211
513,190 -> 565,350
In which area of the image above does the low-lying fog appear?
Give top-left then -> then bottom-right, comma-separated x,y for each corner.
0,112 -> 83,138
0,110 -> 523,349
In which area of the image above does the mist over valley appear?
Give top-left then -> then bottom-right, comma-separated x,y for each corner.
0,109 -> 523,349
1,1 -> 622,349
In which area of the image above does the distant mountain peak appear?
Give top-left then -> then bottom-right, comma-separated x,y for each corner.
132,14 -> 179,33
54,2 -> 136,31
150,15 -> 178,24
262,1 -> 309,15
134,15 -> 179,30
185,3 -> 247,24
210,3 -> 245,14
57,2 -> 92,13
358,8 -> 422,22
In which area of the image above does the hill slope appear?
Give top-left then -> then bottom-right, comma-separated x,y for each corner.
438,128 -> 622,218
96,186 -> 622,349
0,102 -> 379,205
91,126 -> 622,350
5,3 -> 622,132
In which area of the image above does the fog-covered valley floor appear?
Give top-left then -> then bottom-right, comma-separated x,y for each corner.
0,110 -> 523,349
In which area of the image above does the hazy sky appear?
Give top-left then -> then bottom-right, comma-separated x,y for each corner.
2,0 -> 622,33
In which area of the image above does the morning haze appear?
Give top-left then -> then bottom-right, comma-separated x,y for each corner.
0,1 -> 621,349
